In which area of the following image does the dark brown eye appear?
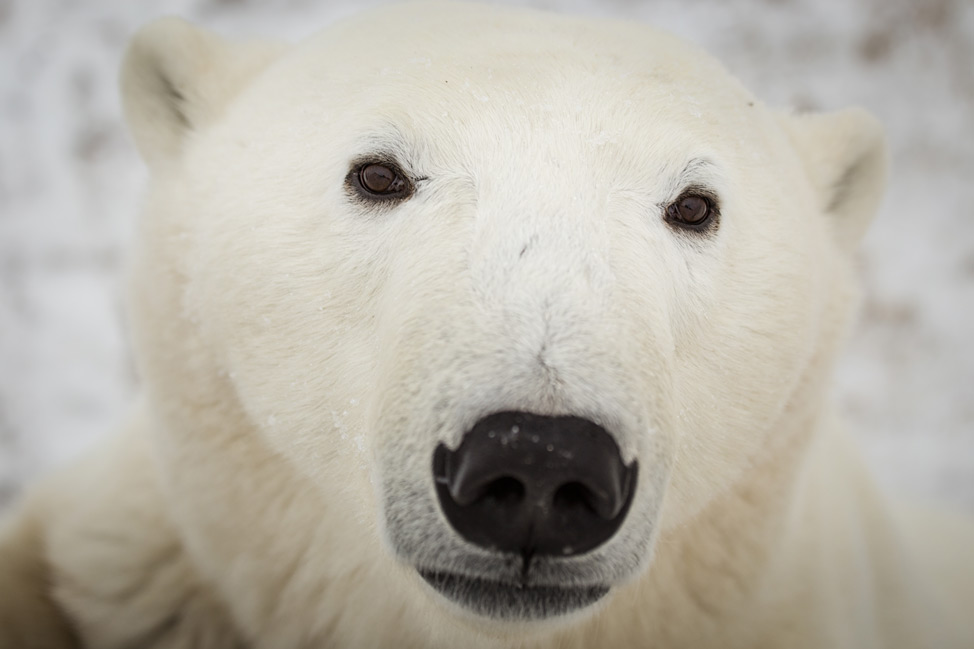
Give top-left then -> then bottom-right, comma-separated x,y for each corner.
665,194 -> 716,230
351,162 -> 412,200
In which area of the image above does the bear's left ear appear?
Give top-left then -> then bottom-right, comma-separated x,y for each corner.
778,107 -> 888,252
121,17 -> 285,168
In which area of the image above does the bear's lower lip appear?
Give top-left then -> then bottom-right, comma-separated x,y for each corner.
418,569 -> 609,620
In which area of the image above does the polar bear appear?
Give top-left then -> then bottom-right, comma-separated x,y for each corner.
1,2 -> 972,648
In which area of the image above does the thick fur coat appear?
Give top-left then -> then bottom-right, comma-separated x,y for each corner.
1,3 -> 972,648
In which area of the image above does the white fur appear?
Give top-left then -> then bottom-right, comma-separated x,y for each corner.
1,3 -> 971,648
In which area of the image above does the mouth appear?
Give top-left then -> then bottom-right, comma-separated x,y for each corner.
418,569 -> 609,620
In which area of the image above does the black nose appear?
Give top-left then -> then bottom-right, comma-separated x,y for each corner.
433,411 -> 637,558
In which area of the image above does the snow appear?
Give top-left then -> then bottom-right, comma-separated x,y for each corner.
1,0 -> 972,512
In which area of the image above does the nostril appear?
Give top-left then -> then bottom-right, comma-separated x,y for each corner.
483,477 -> 525,507
552,481 -> 600,516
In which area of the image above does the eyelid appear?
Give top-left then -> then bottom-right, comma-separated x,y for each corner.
349,152 -> 409,174
657,185 -> 721,214
673,184 -> 720,207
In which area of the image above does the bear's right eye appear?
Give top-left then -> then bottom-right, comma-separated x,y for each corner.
348,161 -> 413,202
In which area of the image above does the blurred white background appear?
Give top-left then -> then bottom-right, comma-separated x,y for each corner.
0,0 -> 972,512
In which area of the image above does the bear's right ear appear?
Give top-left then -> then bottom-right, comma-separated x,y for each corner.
121,17 -> 284,168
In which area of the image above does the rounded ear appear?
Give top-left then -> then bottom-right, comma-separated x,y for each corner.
778,107 -> 888,252
120,17 -> 285,168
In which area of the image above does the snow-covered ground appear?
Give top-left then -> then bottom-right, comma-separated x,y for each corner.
1,0 -> 972,513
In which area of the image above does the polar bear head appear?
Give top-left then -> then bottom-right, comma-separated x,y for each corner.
120,0 -> 885,637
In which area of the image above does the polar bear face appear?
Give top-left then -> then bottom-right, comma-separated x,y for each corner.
122,1 -> 885,631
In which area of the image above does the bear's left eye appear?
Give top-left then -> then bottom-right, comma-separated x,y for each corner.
664,192 -> 718,231
348,161 -> 413,202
